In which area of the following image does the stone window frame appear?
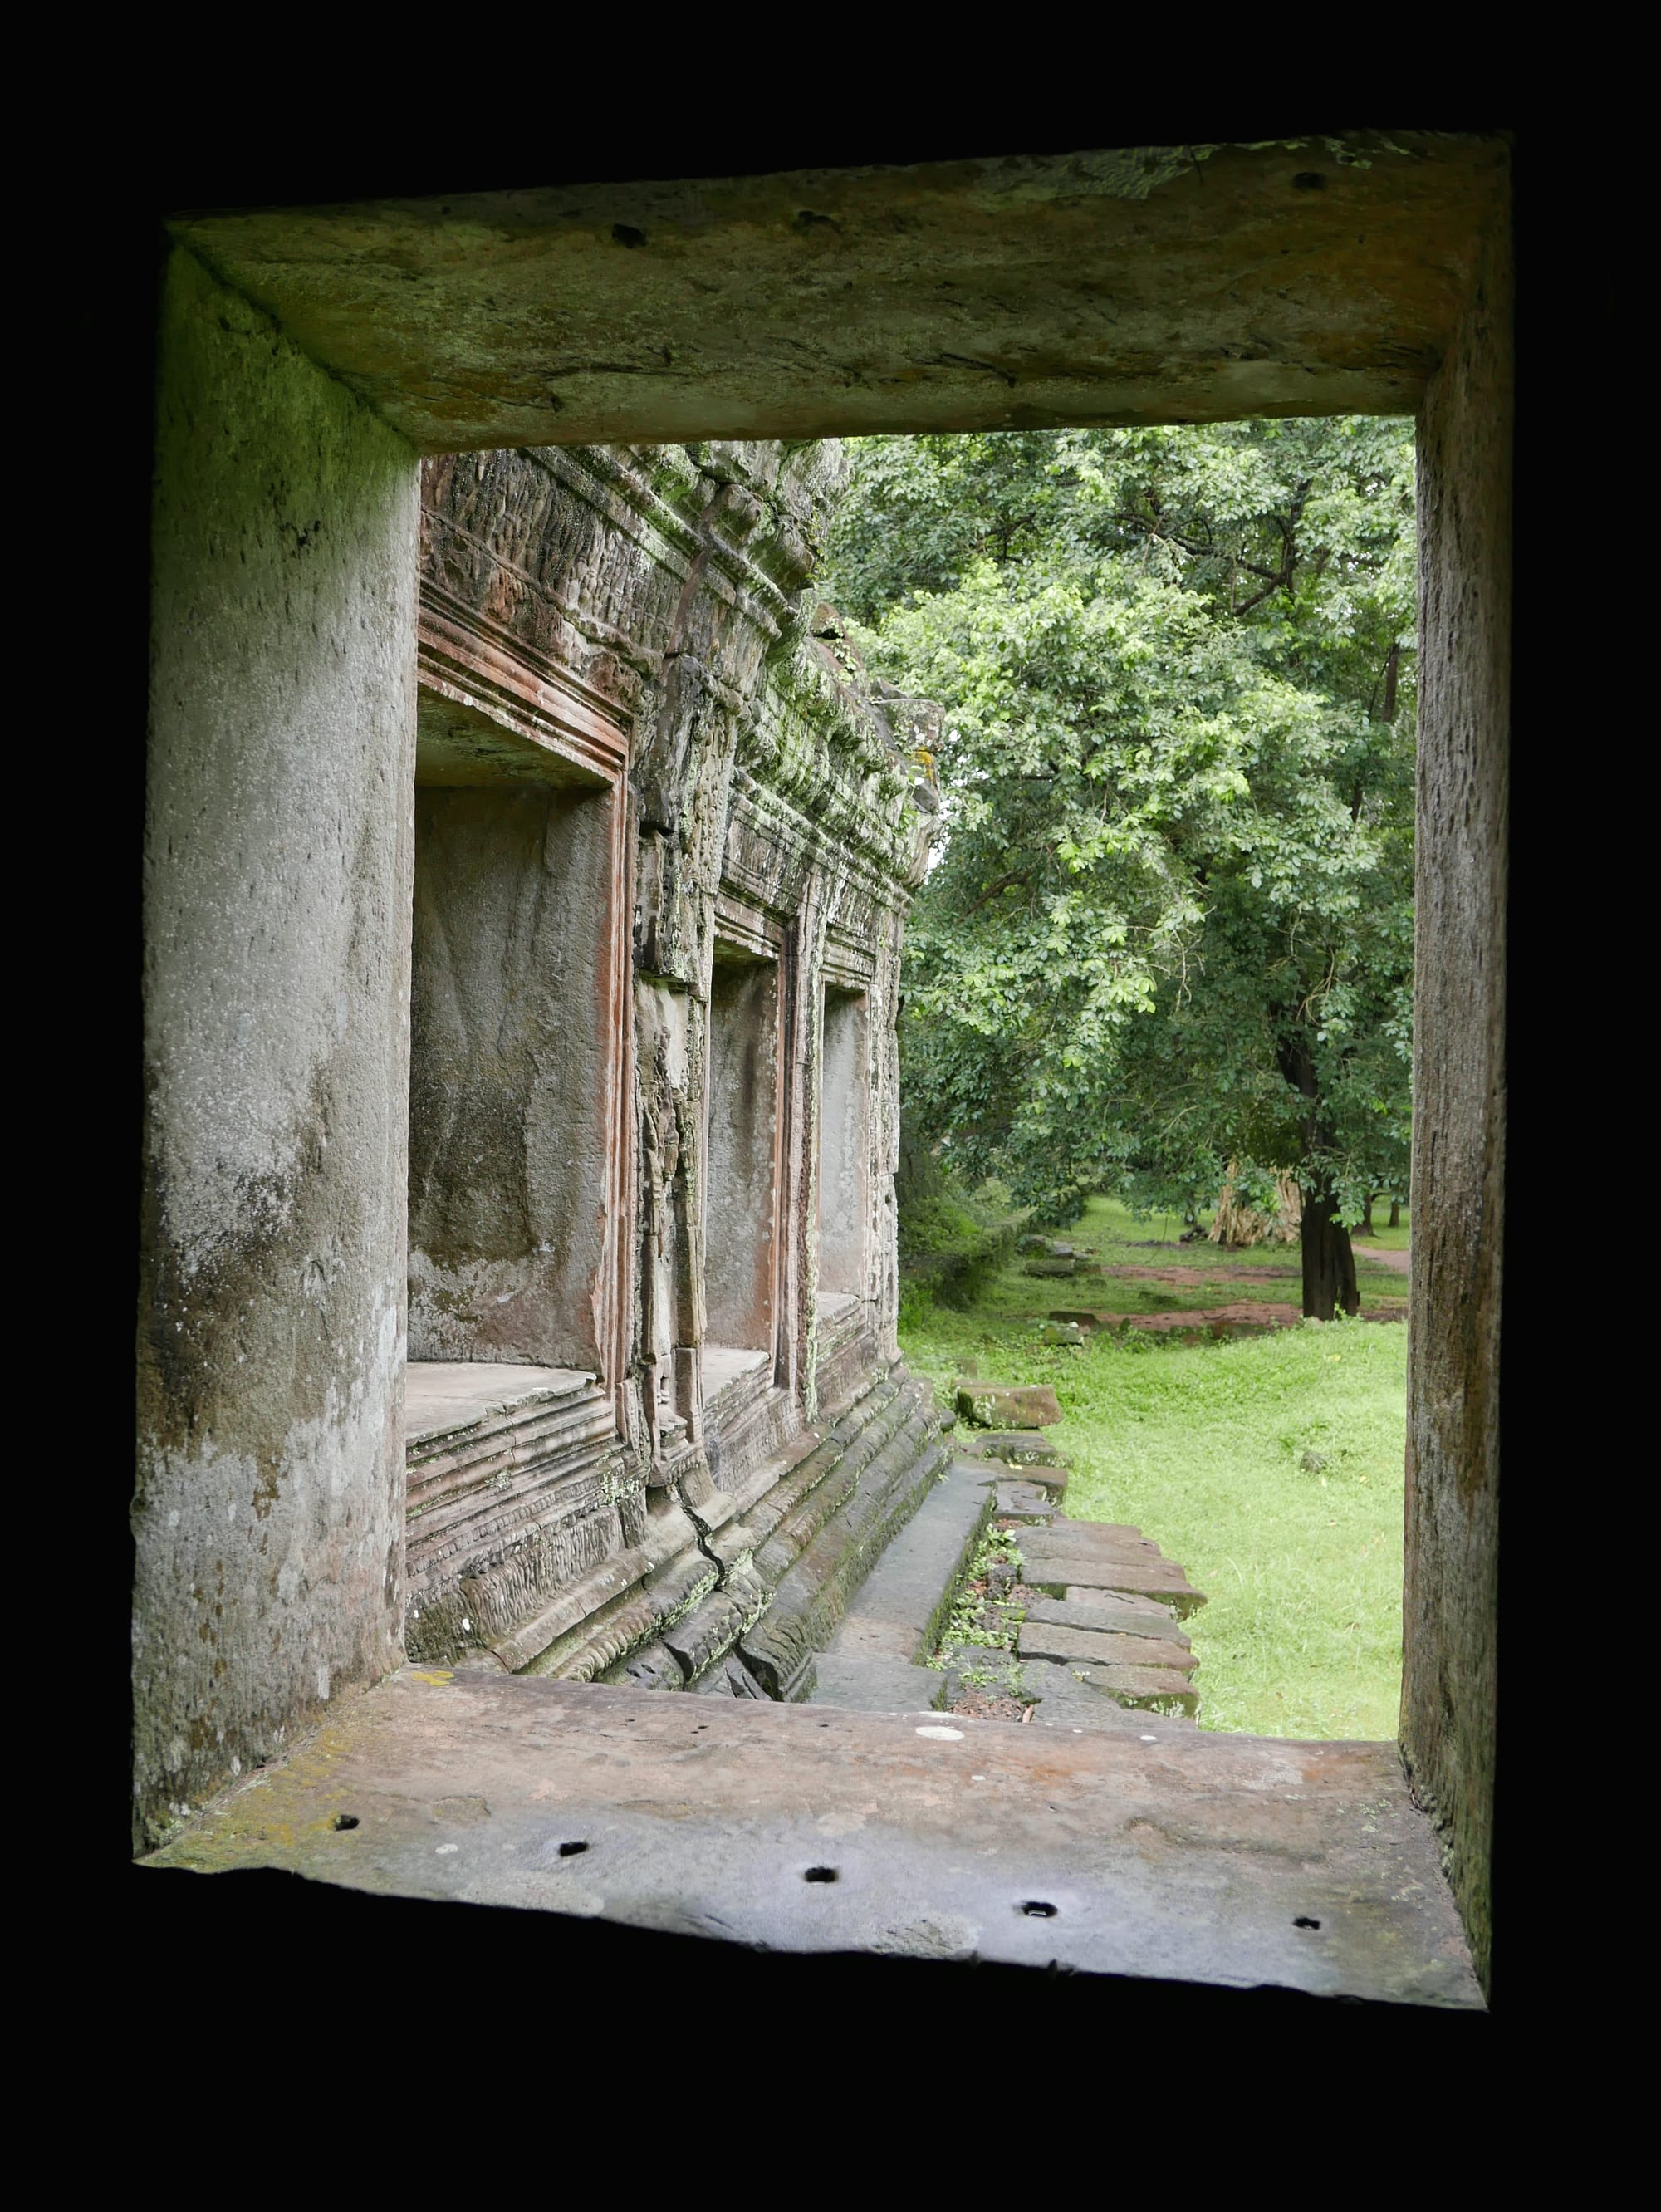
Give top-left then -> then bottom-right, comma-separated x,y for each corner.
137,140 -> 1513,1986
703,891 -> 791,1414
414,568 -> 638,1436
816,934 -> 876,1308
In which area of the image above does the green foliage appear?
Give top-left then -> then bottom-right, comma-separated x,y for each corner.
895,1132 -> 1018,1309
823,419 -> 1417,1230
928,1525 -> 1026,1664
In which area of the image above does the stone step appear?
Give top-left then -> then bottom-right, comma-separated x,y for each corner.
1017,1540 -> 1181,1582
835,1459 -> 995,1636
1020,1522 -> 1156,1557
1063,1585 -> 1176,1621
1017,1658 -> 1196,1734
663,1568 -> 767,1684
1018,1547 -> 1204,1615
840,1460 -> 997,1638
955,1433 -> 1067,1476
572,1377 -> 941,1695
995,1479 -> 1063,1522
1022,1592 -> 1190,1646
1076,1663 -> 1201,1717
1017,1618 -> 1198,1674
545,1545 -> 719,1684
748,1381 -> 909,1576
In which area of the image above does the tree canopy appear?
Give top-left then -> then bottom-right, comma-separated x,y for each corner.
820,418 -> 1418,1317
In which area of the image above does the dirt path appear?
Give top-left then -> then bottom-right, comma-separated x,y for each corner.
1096,1263 -> 1299,1285
1355,1243 -> 1411,1277
1093,1254 -> 1409,1286
1058,1301 -> 1404,1336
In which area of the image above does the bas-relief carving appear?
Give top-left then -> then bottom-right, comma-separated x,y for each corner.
406,439 -> 936,1689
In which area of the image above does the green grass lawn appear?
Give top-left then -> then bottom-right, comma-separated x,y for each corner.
1353,1210 -> 1410,1253
899,1194 -> 1408,1741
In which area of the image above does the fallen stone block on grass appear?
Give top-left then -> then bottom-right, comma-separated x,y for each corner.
1022,1256 -> 1077,1278
954,1382 -> 1062,1429
1036,1321 -> 1085,1345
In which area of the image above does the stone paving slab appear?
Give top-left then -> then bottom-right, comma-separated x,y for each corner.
995,1479 -> 1063,1522
1018,1621 -> 1198,1675
1021,1523 -> 1159,1558
1016,1658 -> 1180,1734
1022,1554 -> 1204,1615
1023,1592 -> 1190,1646
1065,1586 -> 1176,1621
1075,1664 -> 1202,1716
942,1642 -> 1024,1706
955,1435 -> 1067,1477
811,1653 -> 943,1712
144,1667 -> 1483,2008
831,1615 -> 922,1661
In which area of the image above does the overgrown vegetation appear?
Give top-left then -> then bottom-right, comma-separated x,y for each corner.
928,1524 -> 1026,1661
824,419 -> 1417,1317
901,1196 -> 1408,1739
895,1132 -> 1017,1319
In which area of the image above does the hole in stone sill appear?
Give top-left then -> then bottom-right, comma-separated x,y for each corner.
1021,1900 -> 1058,1919
1292,172 -> 1325,191
558,1840 -> 590,1857
803,1866 -> 839,1883
1294,1915 -> 1322,1930
332,1814 -> 360,1831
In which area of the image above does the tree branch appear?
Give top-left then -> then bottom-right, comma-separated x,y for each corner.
964,868 -> 1036,915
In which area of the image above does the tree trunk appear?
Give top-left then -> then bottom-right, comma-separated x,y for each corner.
1389,1198 -> 1400,1229
1275,1032 -> 1357,1316
1361,1194 -> 1375,1236
1300,1186 -> 1360,1321
1209,1164 -> 1301,1247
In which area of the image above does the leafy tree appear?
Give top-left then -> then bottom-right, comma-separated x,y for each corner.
821,419 -> 1417,1319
